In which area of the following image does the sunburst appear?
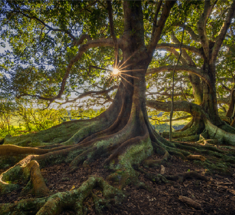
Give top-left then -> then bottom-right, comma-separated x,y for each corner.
108,51 -> 145,88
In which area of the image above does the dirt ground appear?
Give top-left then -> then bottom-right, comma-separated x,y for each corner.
1,154 -> 235,215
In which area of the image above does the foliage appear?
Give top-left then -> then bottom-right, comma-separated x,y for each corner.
0,100 -> 105,139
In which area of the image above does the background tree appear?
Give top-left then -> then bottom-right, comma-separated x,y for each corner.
146,0 -> 235,144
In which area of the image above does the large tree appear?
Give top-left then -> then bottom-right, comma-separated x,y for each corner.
1,1 -> 235,214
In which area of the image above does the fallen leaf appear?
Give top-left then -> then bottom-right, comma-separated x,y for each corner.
70,185 -> 75,190
160,165 -> 165,175
229,189 -> 235,195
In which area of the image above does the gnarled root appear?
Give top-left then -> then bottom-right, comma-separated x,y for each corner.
0,176 -> 124,215
187,154 -> 206,161
134,164 -> 208,185
142,144 -> 170,168
164,171 -> 208,183
133,165 -> 169,184
2,119 -> 91,146
205,119 -> 235,145
24,160 -> 50,197
0,155 -> 49,196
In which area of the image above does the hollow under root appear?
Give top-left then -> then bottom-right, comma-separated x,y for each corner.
0,176 -> 124,215
162,118 -> 203,140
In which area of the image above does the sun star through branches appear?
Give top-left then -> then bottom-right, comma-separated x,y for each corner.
112,68 -> 120,76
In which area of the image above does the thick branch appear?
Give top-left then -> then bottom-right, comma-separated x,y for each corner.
147,92 -> 193,98
146,100 -> 203,116
197,0 -> 215,59
161,115 -> 191,122
156,43 -> 203,57
151,0 -> 163,38
56,85 -> 118,106
211,1 -> 235,63
72,34 -> 91,46
147,65 -> 211,88
107,0 -> 119,64
148,0 -> 176,54
217,97 -> 230,105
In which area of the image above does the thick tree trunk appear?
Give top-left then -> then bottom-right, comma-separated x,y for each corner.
189,74 -> 202,105
201,62 -> 222,125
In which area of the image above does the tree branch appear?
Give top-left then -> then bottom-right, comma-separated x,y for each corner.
56,85 -> 118,106
222,84 -> 231,92
107,0 -> 119,65
17,38 -> 120,104
197,0 -> 216,59
170,17 -> 186,141
13,9 -> 77,40
72,34 -> 91,46
217,97 -> 230,105
172,22 -> 200,42
161,115 -> 192,122
148,0 -> 176,55
147,65 -> 211,89
146,92 -> 193,98
54,38 -> 120,102
156,43 -> 203,57
151,0 -> 163,39
171,32 -> 196,66
146,100 -> 204,116
211,0 -> 235,63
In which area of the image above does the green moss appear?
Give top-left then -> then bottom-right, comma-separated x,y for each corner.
2,166 -> 22,182
0,181 -> 20,195
106,137 -> 153,187
65,149 -> 84,163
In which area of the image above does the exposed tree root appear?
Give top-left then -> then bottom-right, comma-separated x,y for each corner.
25,160 -> 50,197
1,90 -> 235,214
162,117 -> 203,140
164,171 -> 208,182
0,155 -> 50,196
134,165 -> 208,184
0,144 -> 73,156
2,120 -> 91,146
0,176 -> 124,215
162,117 -> 235,146
142,148 -> 170,168
205,119 -> 235,145
187,154 -> 206,161
179,195 -> 201,210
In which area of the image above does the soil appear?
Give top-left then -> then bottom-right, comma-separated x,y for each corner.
1,154 -> 235,215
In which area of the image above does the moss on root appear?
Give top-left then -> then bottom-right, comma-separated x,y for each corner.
2,120 -> 90,147
107,136 -> 153,188
0,176 -> 124,215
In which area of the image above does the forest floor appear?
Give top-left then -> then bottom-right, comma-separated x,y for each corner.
1,144 -> 235,215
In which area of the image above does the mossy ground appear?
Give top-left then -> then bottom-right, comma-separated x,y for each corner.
1,151 -> 235,215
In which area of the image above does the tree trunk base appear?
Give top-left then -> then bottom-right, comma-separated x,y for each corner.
1,112 -> 235,213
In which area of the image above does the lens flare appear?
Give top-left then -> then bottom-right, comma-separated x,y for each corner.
112,68 -> 120,76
